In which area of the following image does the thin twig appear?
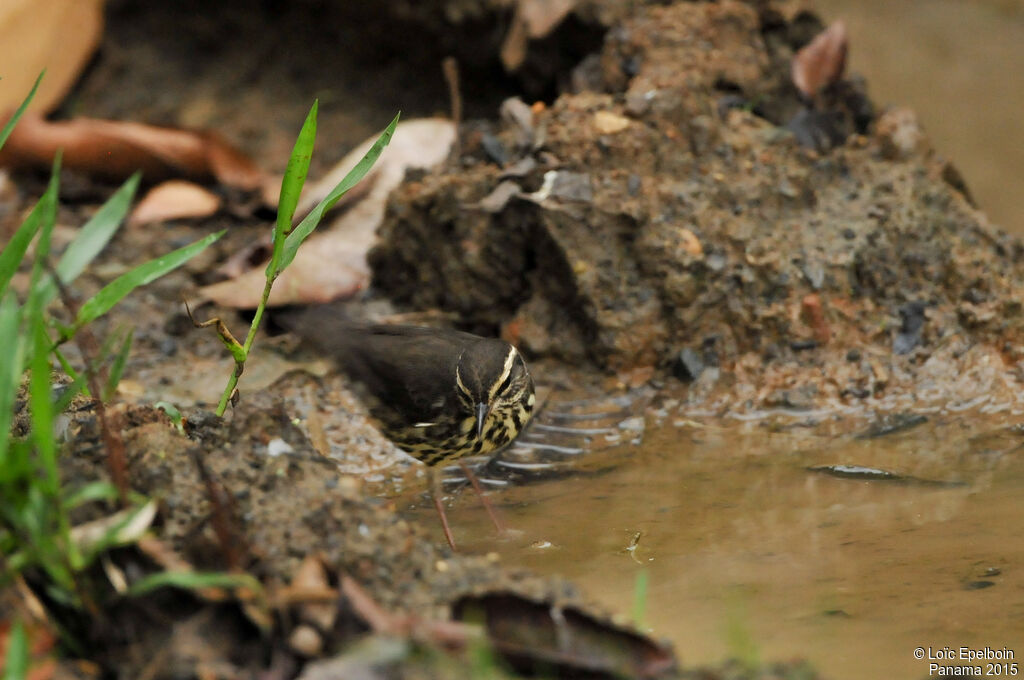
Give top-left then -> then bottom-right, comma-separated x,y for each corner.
187,446 -> 248,570
442,56 -> 463,158
45,263 -> 129,504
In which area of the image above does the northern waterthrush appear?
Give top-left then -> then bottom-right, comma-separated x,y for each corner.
283,316 -> 536,547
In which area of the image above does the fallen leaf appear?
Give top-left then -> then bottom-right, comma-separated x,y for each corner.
200,118 -> 456,309
129,180 -> 221,226
0,114 -> 266,189
453,592 -> 677,678
0,0 -> 105,113
791,20 -> 848,99
68,499 -> 157,555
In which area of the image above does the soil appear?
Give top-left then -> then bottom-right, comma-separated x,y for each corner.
3,0 -> 1019,678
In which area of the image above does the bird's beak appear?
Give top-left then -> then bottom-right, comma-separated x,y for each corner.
475,402 -> 489,438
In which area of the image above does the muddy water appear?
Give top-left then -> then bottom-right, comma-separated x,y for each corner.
406,401 -> 1024,679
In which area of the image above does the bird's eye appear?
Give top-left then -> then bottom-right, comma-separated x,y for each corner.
496,374 -> 513,394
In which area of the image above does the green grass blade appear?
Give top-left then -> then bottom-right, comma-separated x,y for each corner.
0,182 -> 55,300
0,293 -> 22,468
0,202 -> 41,300
72,230 -> 224,332
64,481 -> 121,509
127,570 -> 262,597
102,329 -> 134,402
28,316 -> 57,496
274,101 -> 317,241
279,112 -> 399,273
24,156 -> 61,315
2,619 -> 29,680
55,173 -> 140,286
0,71 -> 42,151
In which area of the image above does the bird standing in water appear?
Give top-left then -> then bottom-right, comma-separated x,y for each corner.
287,319 -> 536,549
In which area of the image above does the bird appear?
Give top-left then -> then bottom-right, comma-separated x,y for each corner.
280,313 -> 536,549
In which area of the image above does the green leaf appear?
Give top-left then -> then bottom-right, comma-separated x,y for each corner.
154,400 -> 184,433
24,156 -> 61,316
0,159 -> 60,300
274,101 -> 317,242
102,329 -> 134,402
64,481 -> 121,509
72,230 -> 224,332
54,173 -> 140,286
279,112 -> 399,273
0,293 -> 22,467
0,200 -> 43,300
28,316 -> 58,496
2,619 -> 28,680
0,71 -> 42,151
127,570 -> 262,597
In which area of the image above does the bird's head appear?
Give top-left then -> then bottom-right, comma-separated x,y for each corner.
455,339 -> 535,439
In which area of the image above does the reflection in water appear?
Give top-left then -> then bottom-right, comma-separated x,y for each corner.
407,398 -> 1024,680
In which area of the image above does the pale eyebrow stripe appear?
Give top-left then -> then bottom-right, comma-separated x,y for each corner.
489,346 -> 517,398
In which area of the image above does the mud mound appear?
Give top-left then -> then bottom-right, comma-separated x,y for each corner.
370,1 -> 1024,409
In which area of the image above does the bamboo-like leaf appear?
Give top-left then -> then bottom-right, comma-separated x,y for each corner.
54,173 -> 141,286
0,71 -> 42,151
103,329 -> 134,402
0,294 -> 21,467
0,170 -> 60,300
2,620 -> 28,680
28,317 -> 58,496
273,101 -> 317,246
127,570 -> 262,597
278,112 -> 399,273
72,230 -> 224,332
64,481 -> 121,509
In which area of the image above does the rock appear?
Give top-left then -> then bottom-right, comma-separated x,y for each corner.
672,348 -> 704,382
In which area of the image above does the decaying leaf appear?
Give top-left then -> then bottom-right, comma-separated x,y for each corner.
0,113 -> 266,189
791,20 -> 848,99
68,499 -> 157,556
200,118 -> 456,309
128,180 -> 221,226
453,591 -> 677,678
0,0 -> 105,114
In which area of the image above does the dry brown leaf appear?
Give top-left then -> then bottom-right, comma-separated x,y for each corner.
200,118 -> 456,309
791,20 -> 848,99
0,0 -> 105,113
129,180 -> 221,226
0,113 -> 266,189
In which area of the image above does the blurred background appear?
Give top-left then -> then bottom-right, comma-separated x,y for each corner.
1,0 -> 1022,232
815,0 -> 1023,233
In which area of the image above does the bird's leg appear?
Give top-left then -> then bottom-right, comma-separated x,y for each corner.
428,466 -> 457,551
458,460 -> 506,535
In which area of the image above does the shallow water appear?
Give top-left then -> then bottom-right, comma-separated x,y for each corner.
407,398 -> 1024,679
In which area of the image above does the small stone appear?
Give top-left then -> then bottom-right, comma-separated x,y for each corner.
618,416 -> 645,433
593,111 -> 631,135
266,438 -> 294,457
673,348 -> 704,382
288,624 -> 323,657
480,134 -> 508,165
